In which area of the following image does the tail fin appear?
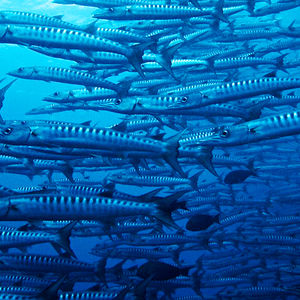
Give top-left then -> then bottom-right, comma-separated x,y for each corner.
276,53 -> 288,73
127,43 -> 152,79
0,79 -> 17,109
38,275 -> 66,300
163,130 -> 187,177
189,171 -> 203,190
212,0 -> 228,23
153,191 -> 187,230
53,221 -> 77,258
196,146 -> 217,176
154,41 -> 183,80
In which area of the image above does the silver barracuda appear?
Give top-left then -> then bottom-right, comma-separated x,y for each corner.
0,24 -> 146,77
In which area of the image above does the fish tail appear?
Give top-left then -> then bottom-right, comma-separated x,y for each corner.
163,130 -> 187,177
127,43 -> 151,79
153,192 -> 187,230
53,221 -> 77,258
196,146 -> 218,176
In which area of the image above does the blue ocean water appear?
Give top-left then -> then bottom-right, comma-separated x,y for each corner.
0,0 -> 299,299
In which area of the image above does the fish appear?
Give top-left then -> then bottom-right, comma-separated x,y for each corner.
186,214 -> 220,231
0,0 -> 298,299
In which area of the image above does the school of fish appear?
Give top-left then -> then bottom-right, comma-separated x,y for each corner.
0,0 -> 299,299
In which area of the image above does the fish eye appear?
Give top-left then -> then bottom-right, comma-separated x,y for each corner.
17,67 -> 24,72
181,96 -> 188,103
21,121 -> 26,124
53,92 -> 60,96
220,129 -> 230,138
109,7 -> 114,12
249,127 -> 256,134
3,127 -> 13,135
115,98 -> 122,105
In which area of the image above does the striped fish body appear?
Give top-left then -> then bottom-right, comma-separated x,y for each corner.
213,56 -> 277,70
200,77 -> 300,106
91,246 -> 173,260
93,5 -> 211,20
0,10 -> 85,31
108,174 -> 191,187
0,24 -> 131,57
30,47 -> 128,65
8,67 -> 120,92
0,230 -> 57,249
201,110 -> 300,147
0,155 -> 23,166
0,286 -> 39,295
54,0 -> 164,7
0,254 -> 94,274
43,87 -> 118,103
0,273 -> 50,288
27,124 -> 168,154
0,294 -> 38,300
93,27 -> 148,43
58,290 -> 122,300
3,194 -> 159,220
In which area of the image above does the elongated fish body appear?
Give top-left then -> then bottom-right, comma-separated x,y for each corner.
111,117 -> 163,132
93,27 -> 148,43
0,273 -> 50,288
93,5 -> 213,20
1,194 -> 161,221
216,29 -> 280,42
53,0 -> 164,7
0,229 -> 59,249
0,10 -> 86,31
107,173 -> 193,187
200,77 -> 300,106
0,24 -> 133,58
199,110 -> 300,147
0,286 -> 40,295
29,47 -> 128,65
141,59 -> 207,72
23,123 -> 170,154
213,56 -> 278,70
91,246 -> 175,260
255,39 -> 300,55
0,145 -> 90,160
58,291 -> 122,300
0,294 -> 40,300
0,155 -> 23,166
43,87 -> 118,103
252,1 -> 300,17
8,67 -> 121,93
158,82 -> 224,96
0,254 -> 94,274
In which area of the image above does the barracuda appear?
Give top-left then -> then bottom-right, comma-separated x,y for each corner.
252,0 -> 300,17
53,0 -> 165,7
0,24 -> 145,77
92,26 -> 149,43
0,10 -> 91,32
199,77 -> 300,106
8,66 -> 122,94
194,110 -> 300,147
0,193 -> 181,229
93,4 -> 217,20
29,46 -> 128,65
90,246 -> 177,261
43,87 -> 118,104
106,172 -> 200,189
